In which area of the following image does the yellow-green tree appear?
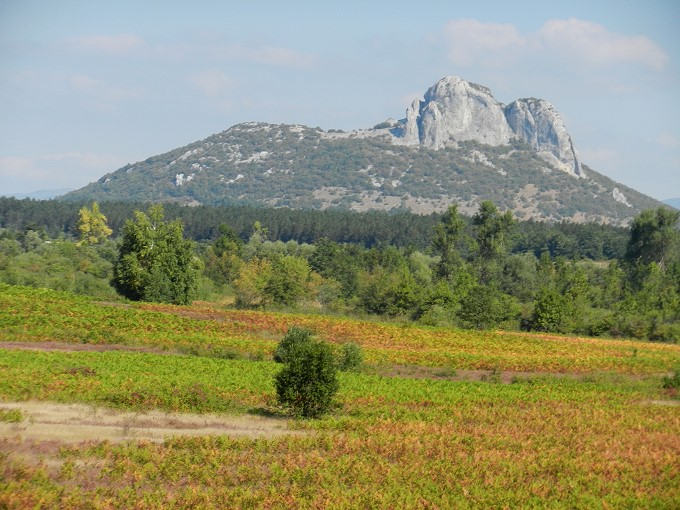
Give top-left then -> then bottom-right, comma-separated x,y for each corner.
77,202 -> 112,246
233,257 -> 273,308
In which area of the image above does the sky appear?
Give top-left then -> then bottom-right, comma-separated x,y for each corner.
1,0 -> 679,201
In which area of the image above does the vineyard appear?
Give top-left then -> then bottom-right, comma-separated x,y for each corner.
1,284 -> 680,508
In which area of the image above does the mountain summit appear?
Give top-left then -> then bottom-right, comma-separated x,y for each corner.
65,76 -> 661,224
390,76 -> 582,177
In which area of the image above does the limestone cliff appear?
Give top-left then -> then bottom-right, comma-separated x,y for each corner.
391,76 -> 583,177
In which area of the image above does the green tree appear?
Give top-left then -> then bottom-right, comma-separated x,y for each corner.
112,205 -> 200,305
273,326 -> 314,364
531,287 -> 572,333
432,205 -> 467,280
233,257 -> 273,308
309,238 -> 360,298
265,255 -> 313,306
471,201 -> 514,284
274,336 -> 339,418
213,224 -> 243,257
77,202 -> 112,246
203,224 -> 243,286
358,265 -> 420,317
242,221 -> 269,260
458,284 -> 520,330
625,207 -> 680,271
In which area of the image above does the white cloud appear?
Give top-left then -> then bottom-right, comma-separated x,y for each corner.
190,70 -> 234,96
68,34 -> 145,55
538,18 -> 668,71
440,18 -> 668,72
442,19 -> 528,67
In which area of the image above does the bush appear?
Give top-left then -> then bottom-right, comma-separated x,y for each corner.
337,342 -> 363,372
662,369 -> 680,391
273,326 -> 314,363
274,338 -> 339,418
530,287 -> 572,333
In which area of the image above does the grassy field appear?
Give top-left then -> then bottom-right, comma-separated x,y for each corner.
1,284 -> 679,508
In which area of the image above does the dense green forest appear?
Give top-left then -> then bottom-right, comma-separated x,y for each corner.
0,197 -> 627,258
0,198 -> 677,341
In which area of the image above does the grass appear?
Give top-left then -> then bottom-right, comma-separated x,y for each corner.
1,284 -> 680,508
2,284 -> 678,374
0,408 -> 23,423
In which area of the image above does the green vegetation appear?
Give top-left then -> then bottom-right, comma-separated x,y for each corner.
0,195 -> 632,256
274,336 -> 339,418
76,202 -> 112,246
60,123 -> 662,224
0,296 -> 679,507
0,205 -> 678,344
662,369 -> 680,391
337,342 -> 363,372
0,408 -> 23,423
1,127 -> 678,508
273,326 -> 314,364
113,204 -> 201,305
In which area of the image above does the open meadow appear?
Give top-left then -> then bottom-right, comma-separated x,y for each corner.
1,284 -> 679,508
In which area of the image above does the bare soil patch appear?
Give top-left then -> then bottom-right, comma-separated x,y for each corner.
0,341 -> 171,354
0,401 -> 299,445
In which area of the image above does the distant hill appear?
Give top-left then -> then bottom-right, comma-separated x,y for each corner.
64,76 -> 663,225
663,198 -> 680,210
3,189 -> 72,200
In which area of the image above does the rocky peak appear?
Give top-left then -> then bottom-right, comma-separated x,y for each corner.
396,76 -> 513,148
505,98 -> 582,177
391,76 -> 584,177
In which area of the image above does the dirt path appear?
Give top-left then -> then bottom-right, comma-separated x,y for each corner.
0,341 -> 173,355
0,401 -> 299,445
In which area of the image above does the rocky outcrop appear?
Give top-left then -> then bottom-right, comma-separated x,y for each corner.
391,76 -> 584,177
505,98 -> 582,177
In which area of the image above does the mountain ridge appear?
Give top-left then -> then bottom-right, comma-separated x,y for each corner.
64,76 -> 663,224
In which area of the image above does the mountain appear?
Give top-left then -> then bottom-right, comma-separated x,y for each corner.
4,189 -> 72,200
64,76 -> 663,224
663,198 -> 680,210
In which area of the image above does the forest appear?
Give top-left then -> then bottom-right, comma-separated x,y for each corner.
0,197 -> 677,341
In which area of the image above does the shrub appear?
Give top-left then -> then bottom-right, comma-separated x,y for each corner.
662,369 -> 680,391
273,326 -> 314,363
337,342 -> 363,372
274,338 -> 339,418
0,408 -> 23,423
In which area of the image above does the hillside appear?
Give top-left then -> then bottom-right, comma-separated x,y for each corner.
64,76 -> 663,224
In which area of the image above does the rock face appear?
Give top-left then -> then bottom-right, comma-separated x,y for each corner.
505,98 -> 582,177
392,76 -> 583,177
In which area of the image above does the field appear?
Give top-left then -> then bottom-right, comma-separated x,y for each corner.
1,284 -> 679,508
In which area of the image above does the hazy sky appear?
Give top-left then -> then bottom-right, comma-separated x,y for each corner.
1,0 -> 679,200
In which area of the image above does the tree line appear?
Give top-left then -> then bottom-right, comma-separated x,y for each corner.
2,199 -> 677,341
0,197 -> 628,259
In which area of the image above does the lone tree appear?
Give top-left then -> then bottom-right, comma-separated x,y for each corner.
77,202 -> 112,246
274,328 -> 338,418
113,204 -> 200,305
